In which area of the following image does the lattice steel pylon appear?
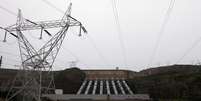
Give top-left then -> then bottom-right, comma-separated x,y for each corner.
2,3 -> 87,101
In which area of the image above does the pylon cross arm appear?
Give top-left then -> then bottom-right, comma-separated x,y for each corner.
5,16 -> 82,32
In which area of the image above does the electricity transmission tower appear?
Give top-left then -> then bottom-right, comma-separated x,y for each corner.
69,60 -> 79,68
1,3 -> 87,101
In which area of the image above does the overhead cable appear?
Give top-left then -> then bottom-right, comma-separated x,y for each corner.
176,37 -> 201,63
147,0 -> 176,67
0,4 -> 17,16
86,35 -> 110,66
41,0 -> 64,14
110,0 -> 127,67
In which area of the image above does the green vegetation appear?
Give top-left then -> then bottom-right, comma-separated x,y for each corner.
0,67 -> 86,100
1,65 -> 201,101
54,67 -> 86,94
127,65 -> 201,101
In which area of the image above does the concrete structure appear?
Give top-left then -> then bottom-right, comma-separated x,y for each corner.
55,89 -> 63,95
83,69 -> 143,79
43,69 -> 151,101
77,79 -> 134,95
83,70 -> 130,79
43,94 -> 150,101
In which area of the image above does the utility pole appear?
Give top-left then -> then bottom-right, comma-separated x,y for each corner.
0,56 -> 2,68
1,3 -> 87,101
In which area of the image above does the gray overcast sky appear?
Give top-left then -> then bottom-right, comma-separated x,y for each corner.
1,0 -> 201,71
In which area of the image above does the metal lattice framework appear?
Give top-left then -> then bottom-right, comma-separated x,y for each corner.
1,3 -> 87,101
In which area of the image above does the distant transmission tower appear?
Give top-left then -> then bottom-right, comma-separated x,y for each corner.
69,60 -> 78,68
1,3 -> 87,101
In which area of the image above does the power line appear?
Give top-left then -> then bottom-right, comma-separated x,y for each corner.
38,0 -> 86,65
176,37 -> 201,64
12,31 -> 82,66
24,6 -> 88,67
27,24 -> 88,67
60,47 -> 89,67
39,0 -> 108,67
41,37 -> 88,67
69,28 -> 109,67
110,0 -> 127,67
86,35 -> 110,66
147,0 -> 176,67
40,0 -> 64,14
0,4 -> 87,67
69,24 -> 110,67
1,33 -> 69,68
0,4 -> 17,16
69,23 -> 109,67
27,39 -> 65,65
35,0 -> 110,68
35,35 -> 81,64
